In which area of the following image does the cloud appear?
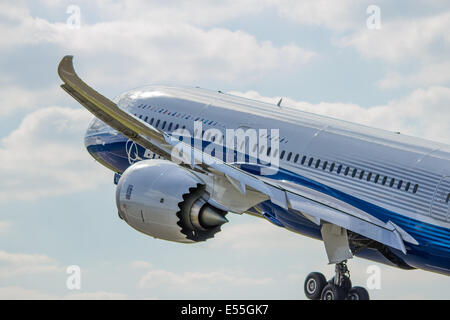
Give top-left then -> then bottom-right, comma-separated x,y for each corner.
275,0 -> 366,31
339,11 -> 450,63
0,250 -> 61,278
0,222 -> 11,234
64,291 -> 128,300
229,86 -> 450,144
0,2 -> 315,86
335,8 -> 450,89
0,106 -> 110,203
0,82 -> 62,116
130,261 -> 153,269
209,219 -> 320,252
0,286 -> 129,300
0,286 -> 57,299
138,268 -> 272,291
378,62 -> 450,89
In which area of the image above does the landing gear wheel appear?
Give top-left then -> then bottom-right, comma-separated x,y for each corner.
320,283 -> 346,300
347,286 -> 370,300
304,272 -> 327,300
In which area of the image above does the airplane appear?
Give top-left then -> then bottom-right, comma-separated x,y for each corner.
58,56 -> 450,300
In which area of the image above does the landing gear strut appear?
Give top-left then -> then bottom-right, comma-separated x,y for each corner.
304,260 -> 370,300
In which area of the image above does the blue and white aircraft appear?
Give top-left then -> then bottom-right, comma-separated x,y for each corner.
58,56 -> 449,300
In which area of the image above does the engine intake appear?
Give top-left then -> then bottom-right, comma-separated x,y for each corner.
116,160 -> 227,243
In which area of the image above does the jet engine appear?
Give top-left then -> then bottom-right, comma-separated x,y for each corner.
115,160 -> 228,243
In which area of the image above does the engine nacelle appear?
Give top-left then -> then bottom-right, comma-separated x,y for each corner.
116,160 -> 228,243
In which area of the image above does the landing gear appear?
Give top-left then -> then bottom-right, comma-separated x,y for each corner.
303,260 -> 370,300
304,272 -> 327,300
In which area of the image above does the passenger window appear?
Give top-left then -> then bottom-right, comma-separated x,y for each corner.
337,165 -> 342,174
446,193 -> 450,203
367,172 -> 372,181
375,174 -> 380,184
315,159 -> 321,168
150,118 -> 154,125
308,158 -> 314,167
405,182 -> 411,192
287,152 -> 292,161
344,167 -> 350,176
162,121 -> 166,129
382,177 -> 387,185
330,163 -> 335,172
301,156 -> 307,165
359,171 -> 365,179
155,119 -> 160,128
413,184 -> 419,194
144,116 -> 148,122
352,168 -> 357,178
398,180 -> 403,190
389,178 -> 395,188
267,147 -> 272,156
294,154 -> 299,163
168,123 -> 173,131
280,151 -> 286,159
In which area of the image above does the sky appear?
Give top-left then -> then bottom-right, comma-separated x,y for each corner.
0,0 -> 449,299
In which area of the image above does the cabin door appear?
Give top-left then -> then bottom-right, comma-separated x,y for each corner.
431,176 -> 450,222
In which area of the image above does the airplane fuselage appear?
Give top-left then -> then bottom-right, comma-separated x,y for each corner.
84,85 -> 450,275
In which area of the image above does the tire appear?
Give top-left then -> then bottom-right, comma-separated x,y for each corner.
320,283 -> 346,300
304,272 -> 327,300
347,286 -> 370,300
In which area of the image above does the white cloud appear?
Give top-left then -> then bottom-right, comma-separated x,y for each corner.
210,219 -> 322,253
0,106 -> 110,203
0,286 -> 57,299
339,11 -> 450,63
64,291 -> 128,300
0,250 -> 61,278
0,2 -> 315,86
275,0 -> 365,31
378,62 -> 450,89
138,268 -> 272,291
0,286 -> 129,300
0,82 -> 62,116
230,86 -> 450,144
130,261 -> 153,269
0,222 -> 11,234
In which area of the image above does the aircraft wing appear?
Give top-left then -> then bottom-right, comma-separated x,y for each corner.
58,55 -> 418,255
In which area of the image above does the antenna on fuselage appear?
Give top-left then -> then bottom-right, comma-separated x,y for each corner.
277,98 -> 283,107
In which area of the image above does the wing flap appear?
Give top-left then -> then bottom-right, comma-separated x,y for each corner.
286,192 -> 408,253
